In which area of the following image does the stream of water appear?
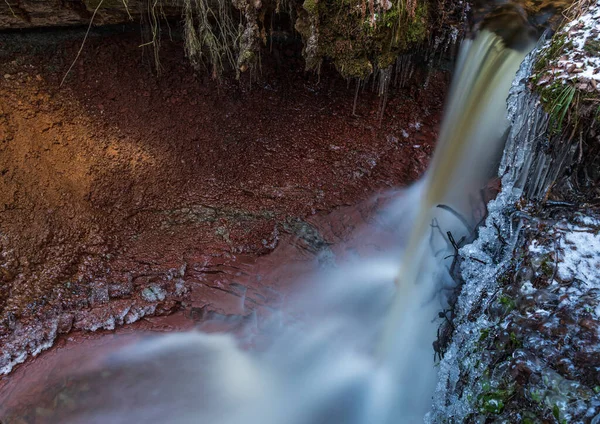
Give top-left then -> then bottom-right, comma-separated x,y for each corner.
1,24 -> 537,424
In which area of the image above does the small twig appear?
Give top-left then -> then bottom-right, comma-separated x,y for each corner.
510,210 -> 535,223
429,218 -> 452,255
550,235 -> 561,284
468,256 -> 487,265
60,0 -> 105,88
545,200 -> 575,208
430,218 -> 444,240
4,0 -> 17,18
120,0 -> 132,20
446,231 -> 460,252
484,286 -> 503,316
492,222 -> 507,246
446,231 -> 467,278
437,204 -> 473,234
578,128 -> 584,163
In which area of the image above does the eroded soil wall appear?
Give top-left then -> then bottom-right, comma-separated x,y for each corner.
0,26 -> 449,374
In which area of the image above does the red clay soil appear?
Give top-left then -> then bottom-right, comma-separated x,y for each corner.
0,191 -> 408,420
0,26 -> 448,382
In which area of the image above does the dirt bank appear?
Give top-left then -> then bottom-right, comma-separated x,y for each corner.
0,25 -> 448,375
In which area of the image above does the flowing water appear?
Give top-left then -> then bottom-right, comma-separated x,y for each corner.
1,26 -> 536,424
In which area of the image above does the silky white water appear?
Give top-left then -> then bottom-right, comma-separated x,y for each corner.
2,29 -> 534,424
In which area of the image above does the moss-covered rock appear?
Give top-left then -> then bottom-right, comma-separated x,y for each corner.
295,0 -> 431,79
532,2 -> 600,133
1,0 -> 463,82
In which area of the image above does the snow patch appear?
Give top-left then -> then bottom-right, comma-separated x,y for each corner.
537,1 -> 600,92
557,221 -> 600,287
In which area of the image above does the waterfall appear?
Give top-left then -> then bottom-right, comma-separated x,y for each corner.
1,28 -> 539,424
376,29 -> 533,420
427,36 -> 558,422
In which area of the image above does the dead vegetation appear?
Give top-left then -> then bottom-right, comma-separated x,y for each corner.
53,0 -> 462,82
182,0 -> 240,78
530,0 -> 600,201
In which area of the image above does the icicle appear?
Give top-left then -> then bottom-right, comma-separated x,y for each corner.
377,66 -> 392,121
394,54 -> 413,89
352,78 -> 360,116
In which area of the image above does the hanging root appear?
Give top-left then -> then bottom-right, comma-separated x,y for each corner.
135,0 -> 172,75
60,0 -> 106,87
147,0 -> 165,74
182,0 -> 240,79
4,0 -> 16,18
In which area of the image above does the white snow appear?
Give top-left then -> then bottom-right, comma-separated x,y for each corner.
537,0 -> 600,92
557,223 -> 600,287
521,280 -> 535,294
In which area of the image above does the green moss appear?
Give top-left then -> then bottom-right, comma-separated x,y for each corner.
480,393 -> 505,414
521,411 -> 541,424
404,3 -> 428,45
478,384 -> 515,416
533,27 -> 600,138
299,0 -> 431,79
529,388 -> 544,403
533,34 -> 570,77
540,256 -> 555,277
302,0 -> 319,15
241,50 -> 256,63
499,295 -> 516,312
377,51 -> 397,69
509,332 -> 522,349
337,56 -> 374,79
382,7 -> 400,29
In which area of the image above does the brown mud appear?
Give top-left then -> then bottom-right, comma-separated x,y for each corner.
0,24 -> 448,403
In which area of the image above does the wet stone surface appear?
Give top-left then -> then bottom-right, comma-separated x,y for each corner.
443,208 -> 600,423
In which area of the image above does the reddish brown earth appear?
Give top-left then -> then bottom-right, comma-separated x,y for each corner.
0,25 -> 448,405
0,192 -> 406,420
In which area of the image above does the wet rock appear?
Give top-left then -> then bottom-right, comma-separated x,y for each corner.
433,211 -> 600,423
89,285 -> 109,306
57,314 -> 74,334
141,285 -> 166,303
0,0 -> 179,29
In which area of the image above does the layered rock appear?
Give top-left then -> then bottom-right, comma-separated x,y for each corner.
0,0 -> 181,29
